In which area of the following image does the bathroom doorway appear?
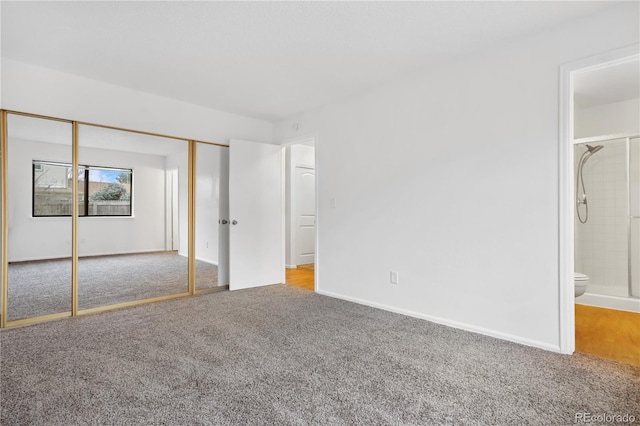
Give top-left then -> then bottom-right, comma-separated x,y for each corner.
559,44 -> 640,363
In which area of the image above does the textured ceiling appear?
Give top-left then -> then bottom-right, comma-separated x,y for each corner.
1,1 -> 619,121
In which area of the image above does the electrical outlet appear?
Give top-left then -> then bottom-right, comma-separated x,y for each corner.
390,271 -> 399,285
205,241 -> 209,248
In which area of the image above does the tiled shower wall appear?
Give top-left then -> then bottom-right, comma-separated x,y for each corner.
575,138 -> 640,297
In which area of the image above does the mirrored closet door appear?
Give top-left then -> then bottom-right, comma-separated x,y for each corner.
77,124 -> 190,311
1,110 -> 232,327
6,114 -> 73,321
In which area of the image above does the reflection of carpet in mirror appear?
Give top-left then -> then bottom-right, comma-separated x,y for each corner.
7,251 -> 219,321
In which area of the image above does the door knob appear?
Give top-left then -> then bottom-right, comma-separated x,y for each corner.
231,220 -> 238,225
220,219 -> 229,225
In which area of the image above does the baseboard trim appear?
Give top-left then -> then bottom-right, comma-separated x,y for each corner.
195,257 -> 219,266
9,248 -> 169,263
577,293 -> 640,313
316,290 -> 561,353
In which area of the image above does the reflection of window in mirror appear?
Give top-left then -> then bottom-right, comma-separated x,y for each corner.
32,160 -> 132,217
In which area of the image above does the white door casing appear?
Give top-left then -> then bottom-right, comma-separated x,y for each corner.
558,44 -> 640,354
229,139 -> 284,290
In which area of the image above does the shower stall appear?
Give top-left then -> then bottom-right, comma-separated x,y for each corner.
574,134 -> 640,311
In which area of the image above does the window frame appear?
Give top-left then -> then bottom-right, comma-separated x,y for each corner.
32,160 -> 133,218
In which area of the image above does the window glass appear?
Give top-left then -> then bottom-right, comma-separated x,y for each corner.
78,166 -> 86,216
87,167 -> 132,216
33,161 -> 132,217
33,162 -> 73,216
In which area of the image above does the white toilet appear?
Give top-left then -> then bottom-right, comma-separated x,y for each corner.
574,272 -> 589,297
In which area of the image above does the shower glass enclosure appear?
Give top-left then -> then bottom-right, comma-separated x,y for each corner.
574,135 -> 640,304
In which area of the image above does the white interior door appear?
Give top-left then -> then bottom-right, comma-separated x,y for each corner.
295,166 -> 316,265
229,139 -> 284,290
218,148 -> 230,287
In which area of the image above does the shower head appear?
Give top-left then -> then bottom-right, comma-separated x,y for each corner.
576,144 -> 603,224
586,144 -> 603,154
580,144 -> 603,167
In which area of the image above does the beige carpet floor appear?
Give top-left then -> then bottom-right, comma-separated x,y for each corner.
1,284 -> 638,425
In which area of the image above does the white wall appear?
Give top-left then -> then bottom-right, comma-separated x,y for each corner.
575,98 -> 640,138
285,143 -> 315,267
8,138 -> 168,261
166,150 -> 189,257
1,59 -> 268,266
274,3 -> 639,351
1,59 -> 273,144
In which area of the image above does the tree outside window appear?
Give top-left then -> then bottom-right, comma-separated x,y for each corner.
33,161 -> 132,217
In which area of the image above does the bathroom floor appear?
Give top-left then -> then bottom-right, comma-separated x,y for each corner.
575,304 -> 640,366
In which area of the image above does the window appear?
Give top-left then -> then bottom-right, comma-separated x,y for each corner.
33,161 -> 132,217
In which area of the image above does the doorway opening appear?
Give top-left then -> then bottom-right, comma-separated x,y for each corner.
559,44 -> 640,363
284,138 -> 316,291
